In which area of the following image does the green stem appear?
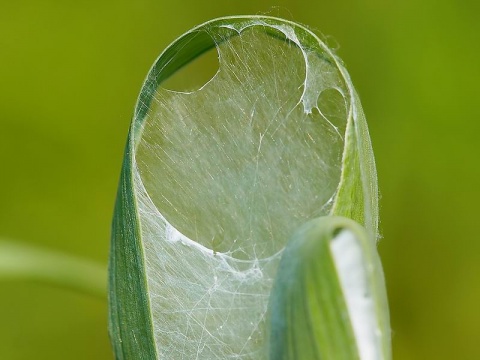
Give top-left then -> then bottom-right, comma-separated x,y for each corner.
0,239 -> 107,299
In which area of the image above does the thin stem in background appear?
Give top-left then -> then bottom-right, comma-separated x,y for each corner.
0,239 -> 107,299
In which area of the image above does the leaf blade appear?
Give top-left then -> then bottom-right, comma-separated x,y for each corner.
109,15 -> 390,360
269,216 -> 390,360
109,140 -> 157,359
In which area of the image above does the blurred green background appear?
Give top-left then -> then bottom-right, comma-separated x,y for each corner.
1,1 -> 478,359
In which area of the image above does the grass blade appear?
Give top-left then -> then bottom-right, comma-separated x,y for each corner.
109,16 -> 390,359
269,217 -> 390,360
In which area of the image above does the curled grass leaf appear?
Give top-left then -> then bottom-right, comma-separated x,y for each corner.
109,16 -> 389,359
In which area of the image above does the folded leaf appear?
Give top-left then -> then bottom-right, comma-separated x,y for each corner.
109,16 -> 389,359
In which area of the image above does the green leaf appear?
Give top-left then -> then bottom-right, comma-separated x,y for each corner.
269,216 -> 390,360
109,15 -> 390,359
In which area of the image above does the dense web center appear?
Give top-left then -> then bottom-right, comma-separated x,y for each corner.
137,27 -> 346,260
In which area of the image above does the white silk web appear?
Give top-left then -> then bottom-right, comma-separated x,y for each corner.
134,22 -> 350,359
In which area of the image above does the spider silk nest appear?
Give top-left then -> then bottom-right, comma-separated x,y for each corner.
133,20 -> 350,359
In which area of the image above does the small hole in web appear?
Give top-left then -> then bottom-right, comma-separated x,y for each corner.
316,88 -> 348,134
161,43 -> 220,93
